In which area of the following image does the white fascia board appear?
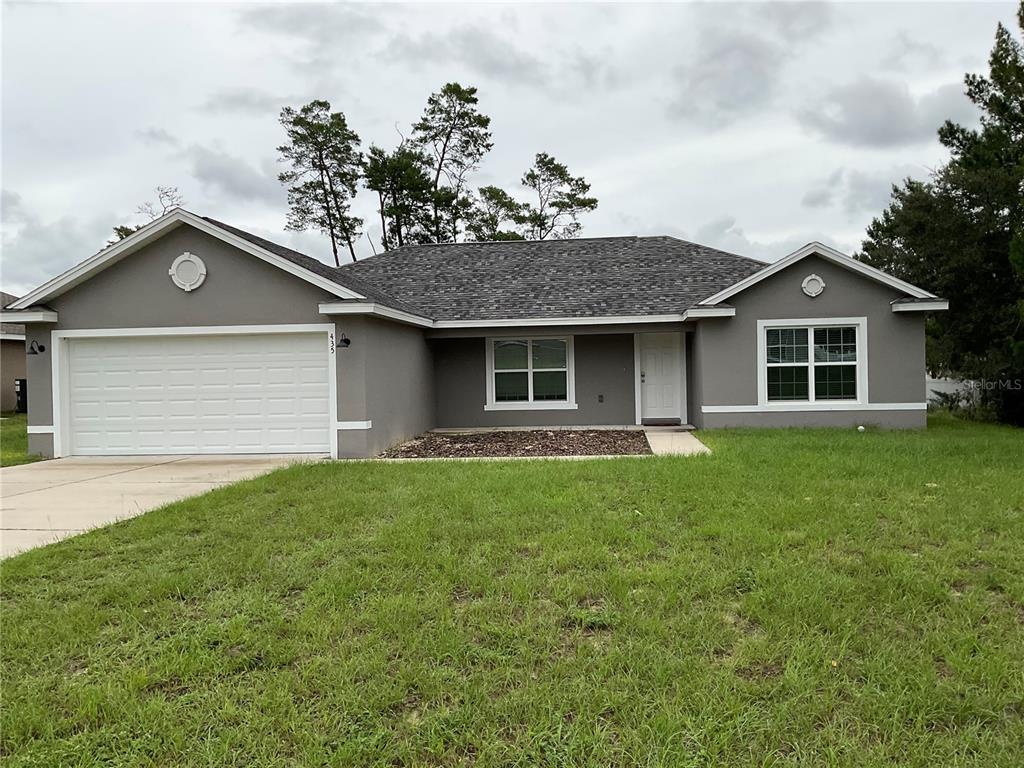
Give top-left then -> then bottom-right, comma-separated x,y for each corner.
433,313 -> 689,328
683,306 -> 736,319
433,310 -> 731,329
891,299 -> 949,312
319,306 -> 735,329
698,241 -> 936,306
10,208 -> 365,310
0,333 -> 26,341
318,302 -> 434,328
0,310 -> 58,323
702,402 -> 926,413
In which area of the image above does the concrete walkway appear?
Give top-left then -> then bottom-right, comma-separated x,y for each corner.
0,455 -> 318,558
644,429 -> 711,456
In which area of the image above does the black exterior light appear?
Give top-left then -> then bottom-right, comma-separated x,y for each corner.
27,340 -> 46,355
339,334 -> 351,348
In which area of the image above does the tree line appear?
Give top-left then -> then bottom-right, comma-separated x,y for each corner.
859,1 -> 1023,424
276,83 -> 598,265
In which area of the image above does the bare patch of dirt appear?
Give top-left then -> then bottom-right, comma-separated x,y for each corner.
380,430 -> 651,459
736,661 -> 784,681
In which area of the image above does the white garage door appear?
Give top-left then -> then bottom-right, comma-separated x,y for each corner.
66,333 -> 331,455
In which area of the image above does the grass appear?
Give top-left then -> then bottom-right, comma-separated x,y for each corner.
2,415 -> 1023,766
0,413 -> 42,467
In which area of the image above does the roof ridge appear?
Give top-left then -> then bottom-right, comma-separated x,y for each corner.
382,234 -> 640,249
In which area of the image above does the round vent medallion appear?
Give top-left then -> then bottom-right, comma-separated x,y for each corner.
801,273 -> 825,298
169,252 -> 207,292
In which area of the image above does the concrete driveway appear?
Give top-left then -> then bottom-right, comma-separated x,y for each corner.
0,455 -> 320,558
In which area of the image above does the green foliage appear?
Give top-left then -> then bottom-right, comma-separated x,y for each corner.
860,3 -> 1024,424
4,419 -> 1024,765
519,152 -> 599,240
467,154 -> 599,241
412,83 -> 493,243
282,83 -> 598,252
464,185 -> 526,241
278,101 -> 363,265
363,144 -> 434,250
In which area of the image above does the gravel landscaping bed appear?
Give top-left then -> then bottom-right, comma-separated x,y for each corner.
380,429 -> 652,458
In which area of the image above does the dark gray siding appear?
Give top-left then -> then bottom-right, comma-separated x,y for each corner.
334,315 -> 434,457
49,225 -> 335,328
433,333 -> 636,428
692,255 -> 927,428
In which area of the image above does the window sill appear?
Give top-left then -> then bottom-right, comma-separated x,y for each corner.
484,401 -> 579,411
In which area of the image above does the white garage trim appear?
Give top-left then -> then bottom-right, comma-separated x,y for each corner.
50,324 -> 338,459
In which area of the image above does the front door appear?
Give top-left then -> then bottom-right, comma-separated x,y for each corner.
640,332 -> 683,424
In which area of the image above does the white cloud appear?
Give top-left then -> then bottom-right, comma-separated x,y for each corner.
1,191 -> 115,295
693,216 -> 855,263
0,1 -> 1014,285
181,145 -> 284,206
798,78 -> 979,147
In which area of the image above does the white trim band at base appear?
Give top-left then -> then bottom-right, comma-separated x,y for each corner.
702,402 -> 927,414
336,421 -> 373,430
26,425 -> 55,434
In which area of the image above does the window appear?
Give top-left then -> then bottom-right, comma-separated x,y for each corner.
486,337 -> 577,410
760,319 -> 864,405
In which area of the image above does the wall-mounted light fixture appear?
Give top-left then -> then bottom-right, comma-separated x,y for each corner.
339,334 -> 351,348
27,340 -> 46,355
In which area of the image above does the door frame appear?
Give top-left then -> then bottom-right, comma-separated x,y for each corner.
50,324 -> 338,458
633,331 -> 687,426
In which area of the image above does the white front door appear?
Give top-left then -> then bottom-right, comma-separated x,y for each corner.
639,332 -> 683,423
64,332 -> 331,455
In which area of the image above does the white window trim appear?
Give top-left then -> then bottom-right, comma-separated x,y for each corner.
756,317 -> 868,408
50,324 -> 339,459
484,336 -> 578,411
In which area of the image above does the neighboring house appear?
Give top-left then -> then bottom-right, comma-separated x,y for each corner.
0,291 -> 26,412
0,208 -> 947,459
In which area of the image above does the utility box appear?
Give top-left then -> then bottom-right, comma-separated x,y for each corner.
14,378 -> 27,413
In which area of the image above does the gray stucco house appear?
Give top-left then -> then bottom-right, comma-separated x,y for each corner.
1,208 -> 948,459
1,291 -> 27,412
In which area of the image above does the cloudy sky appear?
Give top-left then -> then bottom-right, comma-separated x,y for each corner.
1,1 -> 1015,295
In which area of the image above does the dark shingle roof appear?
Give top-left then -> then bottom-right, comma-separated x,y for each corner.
201,219 -> 766,322
1,291 -> 25,335
335,237 -> 766,321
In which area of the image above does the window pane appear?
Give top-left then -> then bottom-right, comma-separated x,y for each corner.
495,371 -> 529,401
815,365 -> 857,400
814,327 -> 857,362
767,366 -> 809,401
532,339 -> 566,369
766,327 -> 808,364
533,371 -> 567,401
494,339 -> 528,370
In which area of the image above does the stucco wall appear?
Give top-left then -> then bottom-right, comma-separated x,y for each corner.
1,339 -> 26,412
334,315 -> 435,457
24,224 -> 343,458
693,255 -> 926,428
433,333 -> 636,427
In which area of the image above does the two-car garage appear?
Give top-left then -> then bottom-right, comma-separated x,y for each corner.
57,328 -> 333,456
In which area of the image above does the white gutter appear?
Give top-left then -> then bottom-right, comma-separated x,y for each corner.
318,303 -> 735,328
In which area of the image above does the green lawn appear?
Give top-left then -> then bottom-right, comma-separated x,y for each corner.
0,413 -> 42,467
2,416 -> 1023,766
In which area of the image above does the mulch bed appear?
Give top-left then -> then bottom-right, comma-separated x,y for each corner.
380,430 -> 652,459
